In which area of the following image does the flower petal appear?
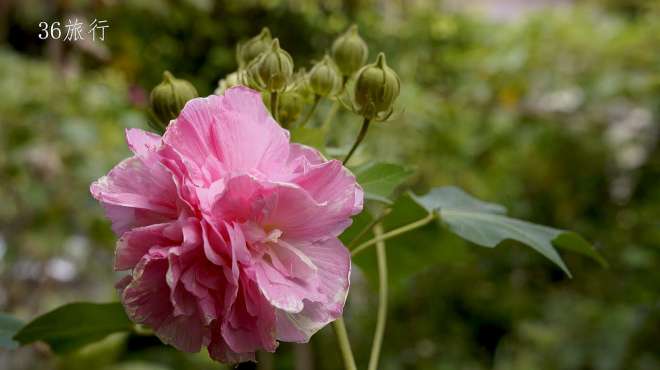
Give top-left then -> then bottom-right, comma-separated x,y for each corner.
90,153 -> 178,235
126,128 -> 161,155
293,159 -> 363,217
253,241 -> 322,313
261,183 -> 354,241
162,87 -> 290,183
221,271 -> 277,356
114,222 -> 181,270
275,237 -> 350,342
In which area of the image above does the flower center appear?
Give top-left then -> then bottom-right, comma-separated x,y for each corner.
263,228 -> 282,244
242,222 -> 284,256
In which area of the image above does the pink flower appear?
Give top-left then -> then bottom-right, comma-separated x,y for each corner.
90,87 -> 363,362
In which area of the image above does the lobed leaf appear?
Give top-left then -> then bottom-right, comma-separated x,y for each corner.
410,186 -> 606,276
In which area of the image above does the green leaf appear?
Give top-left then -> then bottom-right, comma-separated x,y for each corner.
553,231 -> 609,268
353,162 -> 414,203
412,186 -> 507,215
14,302 -> 133,354
410,186 -> 606,276
0,313 -> 24,350
290,126 -> 326,152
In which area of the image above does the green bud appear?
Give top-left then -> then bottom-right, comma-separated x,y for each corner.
308,55 -> 342,97
237,27 -> 272,68
214,70 -> 245,95
331,25 -> 368,78
247,39 -> 294,92
288,67 -> 313,98
277,91 -> 305,126
149,71 -> 198,132
352,53 -> 400,119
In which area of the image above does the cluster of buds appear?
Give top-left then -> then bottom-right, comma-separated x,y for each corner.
149,25 -> 401,160
222,25 -> 399,128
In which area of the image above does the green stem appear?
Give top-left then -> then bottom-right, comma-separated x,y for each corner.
347,209 -> 392,249
351,213 -> 436,256
321,100 -> 340,134
257,351 -> 274,370
333,318 -> 357,370
343,118 -> 371,165
368,223 -> 388,370
299,94 -> 321,127
270,91 -> 280,124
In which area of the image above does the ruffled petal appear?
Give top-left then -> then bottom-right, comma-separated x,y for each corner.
162,87 -> 290,183
260,183 -> 354,241
221,270 -> 277,357
209,324 -> 256,363
126,128 -> 161,155
217,87 -> 290,178
90,153 -> 178,235
209,175 -> 268,223
114,222 -> 181,270
253,240 -> 322,313
161,95 -> 226,185
293,159 -> 363,217
274,238 -> 350,342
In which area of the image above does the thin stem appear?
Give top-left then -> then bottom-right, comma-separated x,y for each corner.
321,100 -> 340,134
270,91 -> 280,124
293,343 -> 314,370
299,94 -> 321,127
257,351 -> 274,370
322,76 -> 348,133
343,118 -> 371,165
347,209 -> 392,249
368,223 -> 388,370
333,318 -> 357,370
351,213 -> 436,257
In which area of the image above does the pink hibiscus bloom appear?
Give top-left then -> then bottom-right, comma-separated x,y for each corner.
90,86 -> 363,362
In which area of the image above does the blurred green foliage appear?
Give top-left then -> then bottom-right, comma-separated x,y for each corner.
1,1 -> 659,370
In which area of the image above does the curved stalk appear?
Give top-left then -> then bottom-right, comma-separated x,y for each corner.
321,100 -> 340,134
270,91 -> 280,124
321,76 -> 348,134
343,118 -> 371,165
368,223 -> 388,370
347,209 -> 392,249
332,318 -> 357,370
299,94 -> 321,127
351,213 -> 436,256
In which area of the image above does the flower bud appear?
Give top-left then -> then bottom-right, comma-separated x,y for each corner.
288,68 -> 313,97
331,25 -> 368,78
277,91 -> 304,126
352,52 -> 400,119
308,55 -> 342,97
237,27 -> 272,68
149,71 -> 198,132
214,70 -> 245,95
247,39 -> 294,92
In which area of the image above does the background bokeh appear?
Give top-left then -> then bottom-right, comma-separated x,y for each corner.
1,1 -> 659,369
